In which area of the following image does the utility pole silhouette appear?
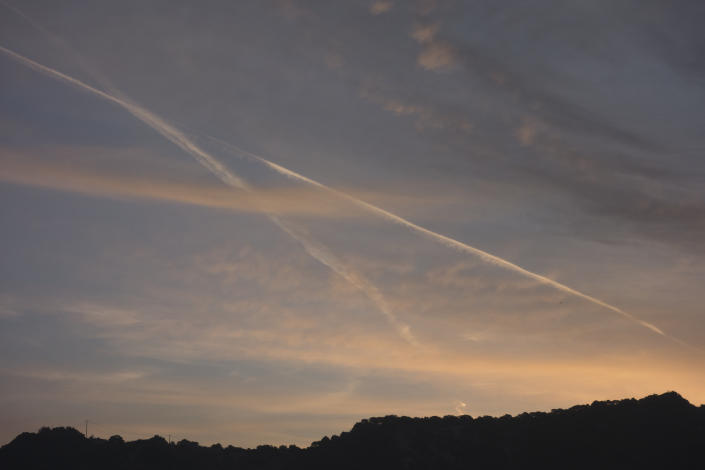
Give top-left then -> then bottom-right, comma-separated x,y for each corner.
84,420 -> 88,438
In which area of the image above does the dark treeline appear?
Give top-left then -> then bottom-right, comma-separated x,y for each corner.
2,391 -> 704,469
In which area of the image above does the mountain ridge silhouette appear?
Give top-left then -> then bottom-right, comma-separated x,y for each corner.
2,391 -> 704,469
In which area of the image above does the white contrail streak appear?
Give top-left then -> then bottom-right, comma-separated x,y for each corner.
0,44 -> 417,345
202,137 -> 700,352
0,40 -> 693,352
272,217 -> 418,346
1,1 -> 659,350
0,46 -> 248,191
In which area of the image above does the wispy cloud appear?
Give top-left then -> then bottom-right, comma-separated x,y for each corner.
411,23 -> 439,44
417,41 -> 457,71
515,116 -> 544,147
205,134 -> 689,349
360,88 -> 473,133
0,151 -> 441,219
409,19 -> 458,71
10,368 -> 147,384
369,1 -> 394,15
2,0 -> 704,449
0,44 -> 420,345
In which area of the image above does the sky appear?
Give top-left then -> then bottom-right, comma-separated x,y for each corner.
1,0 -> 704,447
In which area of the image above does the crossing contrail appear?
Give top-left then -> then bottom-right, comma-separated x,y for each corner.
200,134 -> 700,351
272,217 -> 418,346
0,41 -> 695,352
0,44 -> 417,345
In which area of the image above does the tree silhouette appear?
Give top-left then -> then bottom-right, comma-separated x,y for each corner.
1,392 -> 703,469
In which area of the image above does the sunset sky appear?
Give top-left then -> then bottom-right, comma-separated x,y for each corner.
1,0 -> 704,447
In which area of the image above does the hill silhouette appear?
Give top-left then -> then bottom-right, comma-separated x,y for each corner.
2,392 -> 703,469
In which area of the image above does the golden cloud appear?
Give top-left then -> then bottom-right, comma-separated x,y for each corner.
417,42 -> 457,71
369,1 -> 393,15
0,150 -> 449,218
411,23 -> 439,44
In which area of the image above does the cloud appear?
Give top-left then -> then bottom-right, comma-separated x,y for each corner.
417,41 -> 457,71
0,150 -> 449,219
274,0 -> 318,22
2,0 -> 704,450
0,306 -> 19,318
359,88 -> 473,133
369,1 -> 394,15
0,153 -> 324,217
411,23 -> 439,44
9,368 -> 147,384
324,51 -> 344,69
415,0 -> 439,16
0,41 -> 423,346
225,134 -> 685,347
515,116 -> 544,147
67,303 -> 143,328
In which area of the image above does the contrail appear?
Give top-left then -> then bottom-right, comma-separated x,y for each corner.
0,41 -> 693,352
272,217 -> 418,346
1,3 -> 647,350
0,44 -> 417,345
0,45 -> 248,191
201,135 -> 699,351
